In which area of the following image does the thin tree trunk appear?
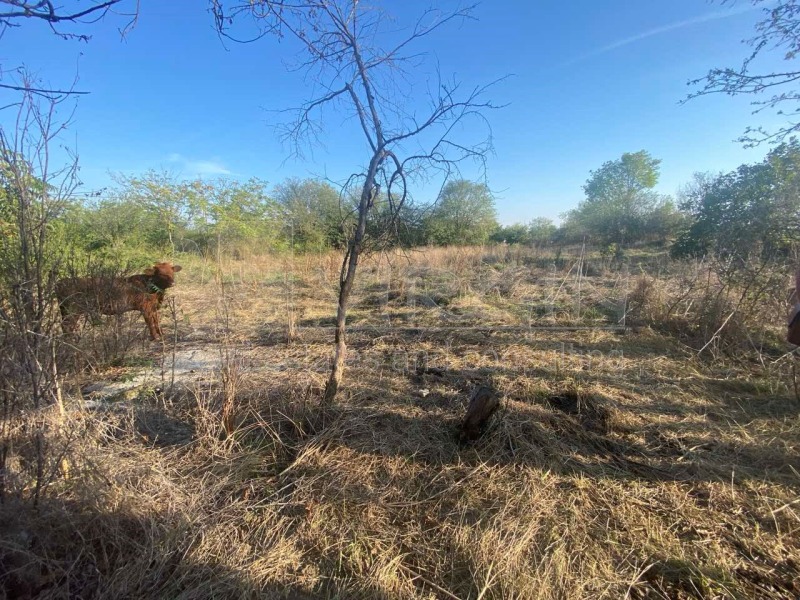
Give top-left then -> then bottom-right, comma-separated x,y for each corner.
324,259 -> 356,403
323,153 -> 381,403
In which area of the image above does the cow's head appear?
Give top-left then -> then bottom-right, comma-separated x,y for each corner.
144,262 -> 182,293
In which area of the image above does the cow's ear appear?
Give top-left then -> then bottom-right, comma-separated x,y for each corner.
173,265 -> 182,272
143,268 -> 155,277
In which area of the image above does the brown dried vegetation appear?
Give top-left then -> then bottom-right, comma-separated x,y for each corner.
2,246 -> 799,599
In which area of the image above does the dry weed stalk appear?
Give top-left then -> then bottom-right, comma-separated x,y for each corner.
213,252 -> 241,440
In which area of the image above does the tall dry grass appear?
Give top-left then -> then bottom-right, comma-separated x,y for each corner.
2,245 -> 799,599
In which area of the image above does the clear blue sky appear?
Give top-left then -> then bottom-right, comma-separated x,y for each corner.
3,0 -> 787,224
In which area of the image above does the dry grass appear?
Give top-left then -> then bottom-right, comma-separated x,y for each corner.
2,246 -> 799,599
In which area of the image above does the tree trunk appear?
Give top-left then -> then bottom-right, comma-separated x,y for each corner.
323,152 -> 382,403
324,273 -> 353,403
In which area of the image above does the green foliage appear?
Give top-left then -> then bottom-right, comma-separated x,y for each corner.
70,173 -> 282,259
672,140 -> 800,265
490,218 -> 557,246
642,200 -> 686,246
365,194 -> 428,248
68,197 -> 163,260
565,150 -> 680,247
54,173 -> 578,255
184,178 -> 281,254
0,158 -> 72,287
426,179 -> 499,245
112,171 -> 187,252
491,223 -> 530,244
553,215 -> 586,245
600,242 -> 625,264
275,178 -> 345,251
0,164 -> 19,241
528,217 -> 557,245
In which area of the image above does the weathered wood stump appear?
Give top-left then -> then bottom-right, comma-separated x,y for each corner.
459,385 -> 500,442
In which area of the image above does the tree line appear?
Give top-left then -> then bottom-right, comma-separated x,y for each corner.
58,173 -> 502,259
48,141 -> 798,272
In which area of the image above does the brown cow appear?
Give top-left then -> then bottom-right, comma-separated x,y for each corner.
56,262 -> 182,340
789,269 -> 800,345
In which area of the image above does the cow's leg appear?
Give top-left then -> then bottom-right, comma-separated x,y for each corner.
141,304 -> 162,340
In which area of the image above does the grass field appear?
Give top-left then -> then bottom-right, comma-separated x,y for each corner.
2,246 -> 799,599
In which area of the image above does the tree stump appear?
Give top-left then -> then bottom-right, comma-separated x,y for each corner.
459,385 -> 500,442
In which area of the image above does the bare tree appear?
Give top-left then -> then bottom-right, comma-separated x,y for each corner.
0,74 -> 78,504
211,0 -> 502,402
688,0 -> 800,146
0,1 -> 138,503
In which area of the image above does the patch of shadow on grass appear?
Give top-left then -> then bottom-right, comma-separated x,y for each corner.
546,389 -> 611,434
134,407 -> 195,447
629,557 -> 726,599
294,366 -> 799,487
0,499 -> 322,600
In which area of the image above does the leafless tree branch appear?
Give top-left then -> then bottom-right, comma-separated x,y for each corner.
0,81 -> 89,97
211,0 -> 504,401
686,0 -> 800,146
0,0 -> 138,40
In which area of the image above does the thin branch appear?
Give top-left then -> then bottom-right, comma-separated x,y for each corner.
686,0 -> 800,145
0,0 -> 121,22
0,0 -> 137,41
0,82 -> 89,97
345,82 -> 375,152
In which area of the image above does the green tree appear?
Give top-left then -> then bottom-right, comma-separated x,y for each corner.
642,199 -> 686,245
426,180 -> 499,245
275,178 -> 344,251
569,150 -> 670,247
528,217 -> 557,245
184,178 -> 280,254
491,223 -> 530,245
676,172 -> 720,215
672,140 -> 800,264
70,196 -> 163,261
113,171 -> 187,253
213,179 -> 281,251
74,176 -> 282,258
366,193 -> 428,248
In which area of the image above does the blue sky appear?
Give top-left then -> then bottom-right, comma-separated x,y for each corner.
3,0 -> 788,224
